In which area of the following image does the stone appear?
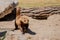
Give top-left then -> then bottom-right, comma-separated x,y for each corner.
0,0 -> 18,18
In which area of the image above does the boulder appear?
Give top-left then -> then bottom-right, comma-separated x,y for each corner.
21,6 -> 60,19
0,0 -> 18,18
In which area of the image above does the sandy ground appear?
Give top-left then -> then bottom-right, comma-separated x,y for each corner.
0,14 -> 60,40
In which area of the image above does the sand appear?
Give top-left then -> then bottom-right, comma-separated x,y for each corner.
0,14 -> 60,40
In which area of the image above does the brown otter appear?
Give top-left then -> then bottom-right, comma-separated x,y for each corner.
15,7 -> 29,34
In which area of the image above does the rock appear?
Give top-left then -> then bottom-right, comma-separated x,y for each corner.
21,9 -> 31,13
21,6 -> 60,19
21,8 -> 34,13
4,30 -> 27,40
0,0 -> 18,18
31,10 -> 40,14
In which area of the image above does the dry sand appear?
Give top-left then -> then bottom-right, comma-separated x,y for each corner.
0,14 -> 60,40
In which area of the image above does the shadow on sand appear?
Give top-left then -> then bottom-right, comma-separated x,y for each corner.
26,28 -> 36,35
32,17 -> 48,20
0,8 -> 16,21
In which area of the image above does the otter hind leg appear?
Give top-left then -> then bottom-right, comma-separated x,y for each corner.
23,24 -> 29,34
26,24 -> 29,31
14,21 -> 19,30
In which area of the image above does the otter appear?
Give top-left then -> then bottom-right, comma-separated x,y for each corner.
15,7 -> 29,34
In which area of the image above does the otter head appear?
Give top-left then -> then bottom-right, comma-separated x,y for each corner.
20,16 -> 29,24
